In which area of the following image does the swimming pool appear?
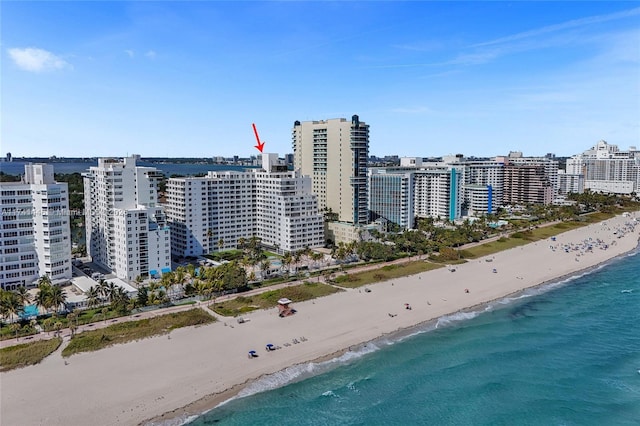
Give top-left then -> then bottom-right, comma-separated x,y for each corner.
20,304 -> 39,319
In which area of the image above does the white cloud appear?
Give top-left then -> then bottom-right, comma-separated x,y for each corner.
145,50 -> 156,59
8,47 -> 71,72
125,49 -> 135,58
472,7 -> 640,48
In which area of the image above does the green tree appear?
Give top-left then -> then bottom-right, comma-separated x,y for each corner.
85,286 -> 101,309
53,321 -> 63,337
137,286 -> 149,307
48,285 -> 67,315
35,282 -> 53,315
1,291 -> 23,324
15,286 -> 32,307
10,323 -> 21,340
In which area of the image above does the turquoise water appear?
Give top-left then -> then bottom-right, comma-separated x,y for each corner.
187,252 -> 640,425
19,304 -> 39,319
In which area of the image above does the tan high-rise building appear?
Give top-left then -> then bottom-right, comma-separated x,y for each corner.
292,116 -> 369,226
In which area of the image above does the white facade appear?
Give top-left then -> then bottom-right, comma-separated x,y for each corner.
166,153 -> 324,257
292,116 -> 369,225
399,157 -> 423,168
0,164 -> 72,290
442,158 -> 505,216
166,171 -> 255,257
566,140 -> 640,194
557,170 -> 585,195
84,156 -> 171,281
413,167 -> 463,221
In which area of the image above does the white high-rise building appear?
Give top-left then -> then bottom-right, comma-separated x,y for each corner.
442,156 -> 505,216
83,156 -> 171,281
254,153 -> 325,252
0,164 -> 72,290
166,171 -> 255,257
166,153 -> 324,257
566,140 -> 640,194
413,166 -> 464,221
557,170 -> 585,195
368,163 -> 464,228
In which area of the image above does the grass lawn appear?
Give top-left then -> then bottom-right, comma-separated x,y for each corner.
0,337 -> 62,372
213,282 -> 342,317
332,261 -> 444,289
62,309 -> 214,357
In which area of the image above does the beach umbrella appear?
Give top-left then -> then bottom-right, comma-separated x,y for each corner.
266,343 -> 275,351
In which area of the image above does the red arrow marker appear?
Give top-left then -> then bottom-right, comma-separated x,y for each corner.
252,123 -> 265,153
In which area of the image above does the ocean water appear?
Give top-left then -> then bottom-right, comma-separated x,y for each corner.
187,251 -> 640,425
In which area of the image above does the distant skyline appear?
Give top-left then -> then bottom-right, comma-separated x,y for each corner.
3,2 -> 639,158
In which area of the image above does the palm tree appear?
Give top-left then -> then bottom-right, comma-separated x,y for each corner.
10,323 -> 21,340
29,318 -> 38,333
35,282 -> 52,316
98,279 -> 109,303
0,291 -> 11,325
293,250 -> 302,272
85,286 -> 101,309
260,260 -> 270,279
282,252 -> 293,274
15,286 -> 32,307
206,228 -> 214,250
311,251 -> 324,269
38,275 -> 52,286
53,321 -> 63,337
42,317 -> 54,335
218,238 -> 224,252
4,293 -> 23,324
186,263 -> 197,280
67,312 -> 78,336
111,287 -> 130,314
48,286 -> 67,316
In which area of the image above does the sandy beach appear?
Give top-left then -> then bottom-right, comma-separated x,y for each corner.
2,213 -> 639,426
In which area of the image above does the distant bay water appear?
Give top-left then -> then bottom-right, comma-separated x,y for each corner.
183,250 -> 640,426
0,161 -> 255,177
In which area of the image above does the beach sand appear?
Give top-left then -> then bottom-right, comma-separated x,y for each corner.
2,213 -> 639,426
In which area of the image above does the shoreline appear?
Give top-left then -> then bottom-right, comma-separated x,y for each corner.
3,213 -> 639,426
145,234 -> 640,426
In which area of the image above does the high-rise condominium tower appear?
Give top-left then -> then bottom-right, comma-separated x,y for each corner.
0,164 -> 72,289
166,153 -> 324,257
83,156 -> 171,281
292,116 -> 369,226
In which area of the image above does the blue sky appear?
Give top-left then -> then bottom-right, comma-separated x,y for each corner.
2,1 -> 639,159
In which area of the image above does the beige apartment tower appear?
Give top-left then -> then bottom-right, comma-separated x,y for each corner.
292,116 -> 369,226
